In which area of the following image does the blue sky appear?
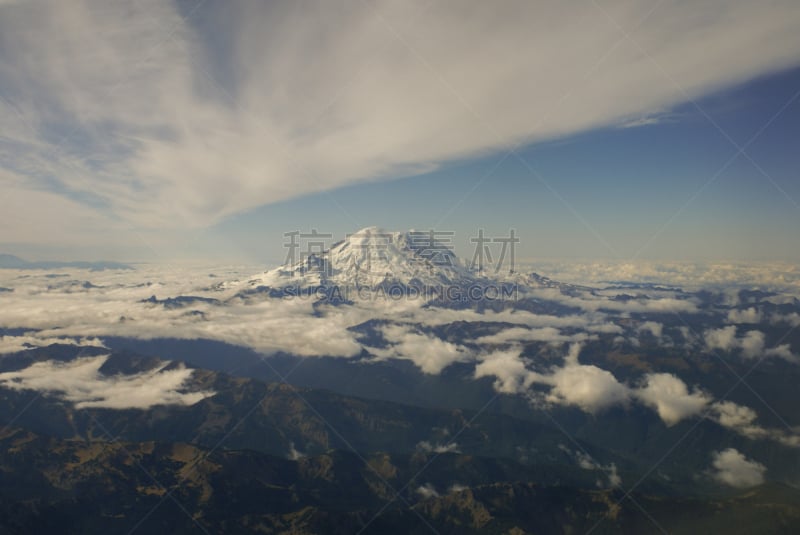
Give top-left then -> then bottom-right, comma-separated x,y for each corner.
0,1 -> 798,265
208,66 -> 800,265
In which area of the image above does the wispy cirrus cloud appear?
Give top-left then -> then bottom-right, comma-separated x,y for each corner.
1,1 -> 799,244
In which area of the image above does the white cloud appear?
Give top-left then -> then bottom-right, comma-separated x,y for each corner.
635,373 -> 710,426
545,362 -> 630,413
677,326 -> 694,344
710,401 -> 800,448
416,441 -> 460,454
525,260 -> 800,295
712,401 -> 761,434
0,355 -> 214,409
369,324 -> 473,374
475,344 -> 630,413
765,344 -> 800,364
704,326 -> 739,352
739,330 -> 766,359
287,442 -> 306,461
727,308 -> 762,324
566,448 -> 622,488
703,326 -> 795,362
2,265 -> 799,434
2,1 -> 800,241
525,288 -> 699,314
0,334 -> 106,354
0,266 -> 611,369
618,114 -> 671,129
543,343 -> 629,412
606,463 -> 622,489
0,180 -> 133,251
637,321 -> 663,338
411,307 -> 619,334
771,312 -> 800,327
474,349 -> 540,394
710,448 -> 766,488
575,451 -> 599,470
474,326 -> 594,345
0,267 -> 369,358
415,483 -> 439,499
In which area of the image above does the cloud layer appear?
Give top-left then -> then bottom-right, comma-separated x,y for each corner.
0,262 -> 797,448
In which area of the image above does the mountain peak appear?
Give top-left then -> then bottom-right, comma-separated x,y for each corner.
348,226 -> 388,237
252,228 -> 475,290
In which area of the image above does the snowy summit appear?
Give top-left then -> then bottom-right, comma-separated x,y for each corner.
250,227 -> 476,290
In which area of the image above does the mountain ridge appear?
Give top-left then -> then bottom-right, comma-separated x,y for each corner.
218,227 -> 585,300
1,425 -> 798,534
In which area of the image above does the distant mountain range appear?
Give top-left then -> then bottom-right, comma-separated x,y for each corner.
0,253 -> 132,271
1,344 -> 799,534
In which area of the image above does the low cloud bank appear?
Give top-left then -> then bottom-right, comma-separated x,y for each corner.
474,344 -> 797,447
0,355 -> 214,409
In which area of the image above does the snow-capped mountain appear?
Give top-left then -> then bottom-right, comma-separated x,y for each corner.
209,227 -> 590,303
244,227 -> 481,290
